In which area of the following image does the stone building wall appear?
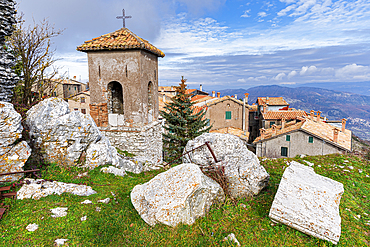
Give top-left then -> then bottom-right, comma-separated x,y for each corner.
0,0 -> 18,102
255,130 -> 345,158
101,120 -> 163,164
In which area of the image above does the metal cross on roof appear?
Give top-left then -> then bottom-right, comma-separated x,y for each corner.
116,9 -> 132,28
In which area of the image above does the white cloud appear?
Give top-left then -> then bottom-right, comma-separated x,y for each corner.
237,78 -> 246,82
273,72 -> 286,80
241,9 -> 251,18
335,64 -> 370,79
300,65 -> 318,75
258,12 -> 268,17
288,70 -> 297,78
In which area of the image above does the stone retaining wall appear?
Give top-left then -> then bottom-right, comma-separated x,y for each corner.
101,120 -> 163,164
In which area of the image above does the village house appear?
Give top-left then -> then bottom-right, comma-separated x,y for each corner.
203,94 -> 250,140
67,90 -> 90,115
77,27 -> 165,164
253,112 -> 351,158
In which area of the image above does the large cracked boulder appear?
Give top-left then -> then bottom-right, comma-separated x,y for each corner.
0,102 -> 31,182
131,163 -> 225,227
25,98 -> 119,168
269,161 -> 344,245
183,133 -> 269,198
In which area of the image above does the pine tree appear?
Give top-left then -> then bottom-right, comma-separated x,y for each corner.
160,76 -> 211,163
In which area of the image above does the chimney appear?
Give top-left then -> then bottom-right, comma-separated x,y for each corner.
263,103 -> 267,114
244,93 -> 249,104
281,118 -> 286,129
212,91 -> 215,97
342,118 -> 347,132
310,110 -> 314,120
162,94 -> 166,102
234,94 -> 237,99
266,96 -> 269,104
333,128 -> 339,142
260,128 -> 266,139
217,92 -> 220,98
73,76 -> 76,80
316,111 -> 321,122
200,84 -> 203,92
272,124 -> 277,135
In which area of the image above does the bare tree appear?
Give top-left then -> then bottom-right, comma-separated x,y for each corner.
7,14 -> 64,105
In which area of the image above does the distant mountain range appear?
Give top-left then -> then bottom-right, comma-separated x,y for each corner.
213,85 -> 370,140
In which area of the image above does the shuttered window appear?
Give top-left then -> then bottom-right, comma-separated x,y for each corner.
281,147 -> 288,157
225,111 -> 232,120
286,135 -> 290,141
308,136 -> 314,143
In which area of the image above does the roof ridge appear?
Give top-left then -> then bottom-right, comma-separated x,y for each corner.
125,28 -> 145,48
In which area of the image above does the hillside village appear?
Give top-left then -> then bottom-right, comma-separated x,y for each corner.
0,2 -> 369,246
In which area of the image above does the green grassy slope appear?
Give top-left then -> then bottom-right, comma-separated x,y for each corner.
0,154 -> 369,246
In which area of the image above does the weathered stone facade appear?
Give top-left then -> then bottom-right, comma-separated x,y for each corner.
0,0 -> 18,102
78,28 -> 165,164
101,120 -> 164,164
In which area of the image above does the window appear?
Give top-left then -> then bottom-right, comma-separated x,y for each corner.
81,109 -> 86,114
286,135 -> 290,141
80,97 -> 85,103
281,147 -> 288,157
74,108 -> 78,111
270,121 -> 275,128
308,136 -> 314,143
225,111 -> 232,120
74,86 -> 77,91
53,92 -> 57,96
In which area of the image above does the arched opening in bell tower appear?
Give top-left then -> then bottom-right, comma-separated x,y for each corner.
108,81 -> 124,115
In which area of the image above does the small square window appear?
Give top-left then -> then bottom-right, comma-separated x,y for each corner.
286,135 -> 290,141
81,109 -> 86,114
308,136 -> 313,143
225,111 -> 232,120
80,97 -> 85,103
74,108 -> 78,111
281,147 -> 288,157
270,121 -> 275,128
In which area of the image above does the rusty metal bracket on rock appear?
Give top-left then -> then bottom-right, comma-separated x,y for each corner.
166,141 -> 219,167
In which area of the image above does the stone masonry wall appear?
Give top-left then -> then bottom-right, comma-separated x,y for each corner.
101,120 -> 163,164
0,0 -> 18,102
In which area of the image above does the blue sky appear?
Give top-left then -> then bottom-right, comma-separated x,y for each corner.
16,0 -> 370,90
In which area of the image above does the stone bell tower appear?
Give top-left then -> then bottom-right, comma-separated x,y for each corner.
77,28 -> 165,164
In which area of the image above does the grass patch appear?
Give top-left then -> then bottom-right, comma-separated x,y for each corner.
0,154 -> 369,246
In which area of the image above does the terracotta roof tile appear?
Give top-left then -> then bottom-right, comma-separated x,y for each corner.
77,28 -> 165,57
262,110 -> 307,120
257,97 -> 289,106
210,127 -> 249,141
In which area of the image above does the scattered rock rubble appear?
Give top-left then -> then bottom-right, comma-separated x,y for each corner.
50,207 -> 68,218
131,163 -> 225,227
0,102 -> 31,182
26,223 -> 38,232
183,133 -> 270,198
17,178 -> 96,200
269,161 -> 344,245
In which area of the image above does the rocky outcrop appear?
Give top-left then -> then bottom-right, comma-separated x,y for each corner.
0,0 -> 18,102
183,133 -> 269,198
269,161 -> 344,245
25,98 -> 120,168
0,102 -> 31,182
131,163 -> 225,227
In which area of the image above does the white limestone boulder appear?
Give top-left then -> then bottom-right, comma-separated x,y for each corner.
0,141 -> 31,182
131,163 -> 225,227
269,161 -> 344,245
0,102 -> 23,156
183,133 -> 269,198
25,98 -> 120,168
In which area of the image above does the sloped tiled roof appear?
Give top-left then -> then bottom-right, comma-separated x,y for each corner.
262,110 -> 307,120
77,28 -> 165,57
257,97 -> 289,106
206,96 -> 245,107
253,117 -> 351,151
185,89 -> 196,94
158,86 -> 176,92
249,104 -> 258,112
210,127 -> 249,141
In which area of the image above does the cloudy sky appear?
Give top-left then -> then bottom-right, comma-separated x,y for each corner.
16,0 -> 370,90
